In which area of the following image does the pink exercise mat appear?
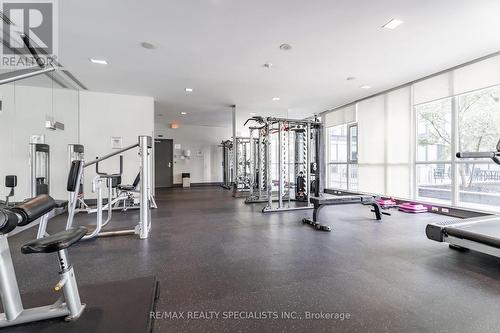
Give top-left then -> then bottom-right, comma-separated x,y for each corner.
399,202 -> 428,213
376,198 -> 398,208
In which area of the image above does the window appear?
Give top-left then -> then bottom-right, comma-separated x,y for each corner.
457,86 -> 500,209
414,84 -> 500,209
348,124 -> 358,162
416,98 -> 452,162
326,124 -> 358,190
327,125 -> 347,163
415,98 -> 452,203
323,53 -> 500,212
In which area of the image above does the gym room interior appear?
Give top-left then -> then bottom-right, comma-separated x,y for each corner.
0,1 -> 500,332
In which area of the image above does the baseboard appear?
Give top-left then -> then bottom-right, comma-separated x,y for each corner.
166,182 -> 223,188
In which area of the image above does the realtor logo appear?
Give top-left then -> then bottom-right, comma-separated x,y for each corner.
1,0 -> 58,67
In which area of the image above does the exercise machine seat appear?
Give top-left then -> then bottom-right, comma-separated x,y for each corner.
117,185 -> 135,191
117,173 -> 140,191
21,227 -> 88,254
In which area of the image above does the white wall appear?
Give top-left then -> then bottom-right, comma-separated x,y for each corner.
0,84 -> 79,201
79,91 -> 154,198
0,87 -> 154,202
155,123 -> 231,184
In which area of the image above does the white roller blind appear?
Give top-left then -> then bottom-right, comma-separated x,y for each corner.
413,73 -> 452,105
324,105 -> 356,127
387,165 -> 410,198
357,96 -> 385,164
453,54 -> 500,95
357,95 -> 385,194
358,165 -> 385,195
386,87 -> 411,164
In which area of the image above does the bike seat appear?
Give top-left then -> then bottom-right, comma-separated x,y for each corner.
21,227 -> 88,254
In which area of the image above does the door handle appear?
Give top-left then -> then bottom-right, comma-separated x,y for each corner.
168,162 -> 171,168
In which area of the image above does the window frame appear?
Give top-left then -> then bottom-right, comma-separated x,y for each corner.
326,123 -> 358,190
413,84 -> 500,210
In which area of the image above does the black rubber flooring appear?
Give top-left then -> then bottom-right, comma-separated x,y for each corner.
4,186 -> 500,332
2,276 -> 157,333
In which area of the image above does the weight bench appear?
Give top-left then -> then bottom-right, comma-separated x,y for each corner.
302,194 -> 388,232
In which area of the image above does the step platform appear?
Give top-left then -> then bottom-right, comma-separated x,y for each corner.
2,276 -> 159,333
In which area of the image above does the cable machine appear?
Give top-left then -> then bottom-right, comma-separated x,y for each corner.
245,126 -> 269,203
220,140 -> 233,190
232,137 -> 252,198
29,143 -> 50,198
243,116 -> 322,213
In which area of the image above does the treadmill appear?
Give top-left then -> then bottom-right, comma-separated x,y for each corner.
426,140 -> 500,257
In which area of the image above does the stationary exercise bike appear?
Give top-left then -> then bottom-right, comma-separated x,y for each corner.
0,195 -> 87,327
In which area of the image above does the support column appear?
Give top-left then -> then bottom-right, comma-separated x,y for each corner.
138,135 -> 152,239
231,105 -> 237,185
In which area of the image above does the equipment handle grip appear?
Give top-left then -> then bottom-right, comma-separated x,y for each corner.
95,157 -> 105,175
456,152 -> 496,159
119,155 -> 123,175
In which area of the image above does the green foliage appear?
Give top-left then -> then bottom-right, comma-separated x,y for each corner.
458,88 -> 500,152
417,86 -> 500,187
417,87 -> 500,152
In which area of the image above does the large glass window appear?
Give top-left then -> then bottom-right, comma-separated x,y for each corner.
415,84 -> 500,209
416,98 -> 452,162
327,125 -> 347,163
415,98 -> 452,203
349,125 -> 358,162
326,124 -> 358,190
323,54 -> 500,211
457,86 -> 500,209
416,164 -> 452,203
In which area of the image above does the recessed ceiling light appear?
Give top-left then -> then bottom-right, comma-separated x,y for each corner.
272,97 -> 280,101
185,88 -> 193,93
180,112 -> 187,115
360,85 -> 372,89
346,76 -> 356,81
141,42 -> 155,49
279,43 -> 292,51
89,58 -> 108,65
382,18 -> 403,30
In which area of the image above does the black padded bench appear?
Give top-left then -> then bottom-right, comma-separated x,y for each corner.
302,194 -> 386,232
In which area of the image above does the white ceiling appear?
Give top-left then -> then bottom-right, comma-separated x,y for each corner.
59,0 -> 500,127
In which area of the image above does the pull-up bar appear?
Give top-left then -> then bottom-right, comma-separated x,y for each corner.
85,143 -> 139,168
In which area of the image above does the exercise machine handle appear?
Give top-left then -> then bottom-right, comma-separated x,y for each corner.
95,155 -> 123,176
244,116 -> 265,126
456,152 -> 496,159
456,151 -> 500,165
